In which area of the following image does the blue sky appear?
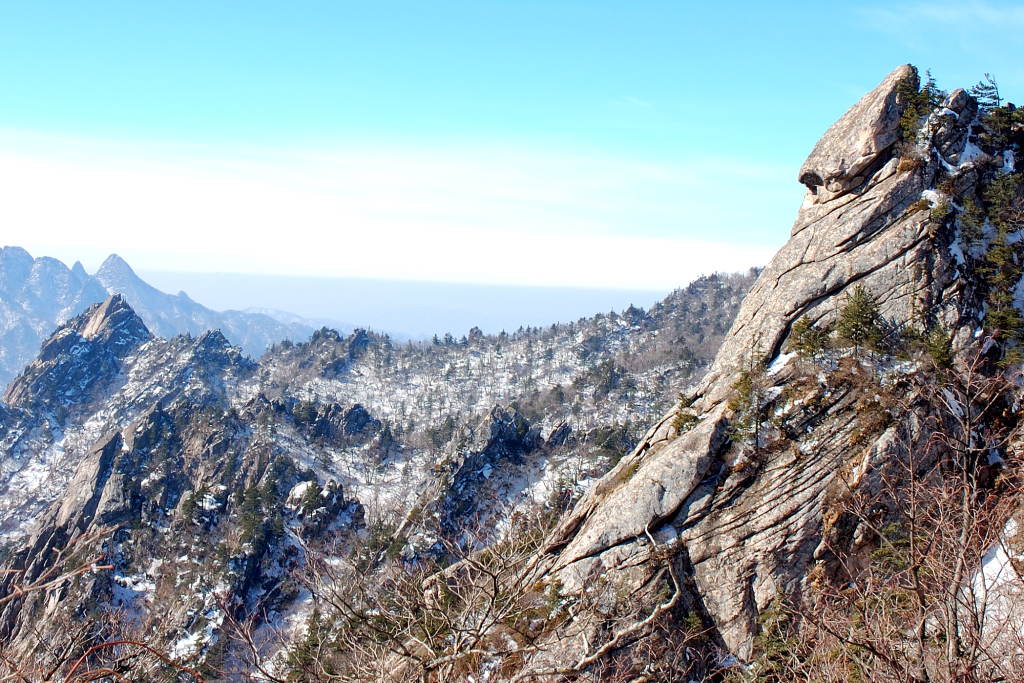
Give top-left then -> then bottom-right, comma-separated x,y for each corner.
2,1 -> 1024,289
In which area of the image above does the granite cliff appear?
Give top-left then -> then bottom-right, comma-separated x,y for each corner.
510,64 -> 1024,679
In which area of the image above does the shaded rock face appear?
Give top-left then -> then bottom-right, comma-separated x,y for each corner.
3,295 -> 151,414
532,65 -> 976,660
290,400 -> 382,447
435,407 -> 542,529
933,88 -> 979,164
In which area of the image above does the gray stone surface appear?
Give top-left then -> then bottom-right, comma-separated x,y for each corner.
550,404 -> 729,572
530,65 -> 978,661
797,65 -> 915,198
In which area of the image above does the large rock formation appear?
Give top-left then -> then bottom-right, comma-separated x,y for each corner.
3,295 -> 152,414
529,64 -> 984,661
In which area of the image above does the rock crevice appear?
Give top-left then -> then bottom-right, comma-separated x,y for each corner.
532,64 -> 972,659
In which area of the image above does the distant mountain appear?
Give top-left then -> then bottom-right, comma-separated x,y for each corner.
89,254 -> 328,358
0,247 -> 337,388
241,306 -> 359,338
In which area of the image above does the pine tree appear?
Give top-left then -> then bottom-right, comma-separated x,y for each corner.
980,173 -> 1024,355
959,197 -> 986,253
835,285 -> 882,354
672,392 -> 699,432
747,593 -> 801,683
970,73 -> 1020,152
970,73 -> 1001,113
789,316 -> 830,359
897,68 -> 946,146
300,481 -> 324,516
924,324 -> 954,370
922,69 -> 945,109
728,341 -> 768,448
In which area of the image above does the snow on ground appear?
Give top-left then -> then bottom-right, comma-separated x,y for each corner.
768,352 -> 797,376
971,519 -> 1024,655
960,141 -> 987,167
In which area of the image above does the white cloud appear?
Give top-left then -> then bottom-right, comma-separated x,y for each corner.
0,131 -> 789,290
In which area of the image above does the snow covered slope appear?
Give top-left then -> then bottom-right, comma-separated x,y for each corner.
0,247 -> 322,388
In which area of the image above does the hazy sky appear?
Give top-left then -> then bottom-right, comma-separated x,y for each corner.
2,1 -> 1024,289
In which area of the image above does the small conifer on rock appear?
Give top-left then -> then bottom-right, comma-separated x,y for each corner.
835,285 -> 882,355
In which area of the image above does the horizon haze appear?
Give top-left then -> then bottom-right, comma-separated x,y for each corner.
5,2 -> 1023,292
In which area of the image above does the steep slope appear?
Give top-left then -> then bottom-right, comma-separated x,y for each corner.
507,64 -> 1017,676
3,294 -> 152,414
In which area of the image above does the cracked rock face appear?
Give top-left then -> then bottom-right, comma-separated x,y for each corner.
533,65 -> 971,660
3,295 -> 152,413
698,64 -> 960,409
798,65 -> 916,197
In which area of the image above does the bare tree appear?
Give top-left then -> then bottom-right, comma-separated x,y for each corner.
223,505 -> 709,683
746,342 -> 1024,682
0,527 -> 207,682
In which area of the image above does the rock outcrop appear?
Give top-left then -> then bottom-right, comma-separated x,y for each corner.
0,431 -> 123,637
797,66 -> 914,196
3,295 -> 151,413
528,64 -> 982,661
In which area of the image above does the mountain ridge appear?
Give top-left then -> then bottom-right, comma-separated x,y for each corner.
0,65 -> 1020,682
0,247 -> 338,388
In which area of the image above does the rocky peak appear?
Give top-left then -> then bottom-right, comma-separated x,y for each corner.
469,406 -> 536,454
93,253 -> 139,288
526,65 -> 981,661
70,260 -> 89,280
697,64 -> 954,407
0,429 -> 124,640
3,296 -> 151,411
193,328 -> 232,353
77,294 -> 151,348
798,64 -> 916,201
